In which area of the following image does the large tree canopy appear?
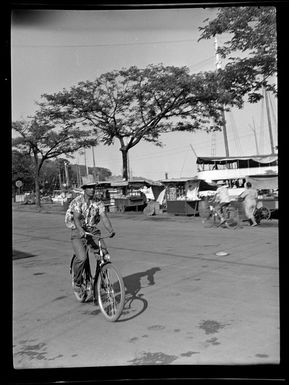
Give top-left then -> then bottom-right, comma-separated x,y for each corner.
199,6 -> 277,102
39,64 -> 228,179
12,111 -> 97,206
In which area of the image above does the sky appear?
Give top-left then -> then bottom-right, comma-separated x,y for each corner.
11,7 -> 278,180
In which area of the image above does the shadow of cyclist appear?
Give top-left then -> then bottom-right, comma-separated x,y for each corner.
123,267 -> 161,296
119,267 -> 161,322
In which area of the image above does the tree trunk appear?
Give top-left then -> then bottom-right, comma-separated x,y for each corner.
121,149 -> 129,181
35,174 -> 41,207
33,153 -> 41,207
120,148 -> 129,196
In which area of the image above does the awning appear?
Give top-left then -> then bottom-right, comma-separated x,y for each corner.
246,175 -> 278,190
196,155 -> 278,165
161,178 -> 217,191
160,177 -> 198,184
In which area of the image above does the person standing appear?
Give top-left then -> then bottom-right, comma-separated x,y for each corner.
239,182 -> 258,226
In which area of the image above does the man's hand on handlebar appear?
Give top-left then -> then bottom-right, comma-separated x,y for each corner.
79,228 -> 87,238
81,230 -> 115,239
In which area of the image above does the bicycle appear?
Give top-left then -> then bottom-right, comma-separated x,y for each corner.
69,232 -> 125,322
202,200 -> 240,229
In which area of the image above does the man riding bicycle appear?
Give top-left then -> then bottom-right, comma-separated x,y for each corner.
212,180 -> 231,225
65,182 -> 115,294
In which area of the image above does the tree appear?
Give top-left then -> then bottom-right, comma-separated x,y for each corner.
12,111 -> 98,207
12,150 -> 35,194
198,6 -> 277,104
39,64 -> 226,181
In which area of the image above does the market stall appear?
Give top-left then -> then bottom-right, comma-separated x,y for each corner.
161,178 -> 217,216
111,179 -> 153,213
94,181 -> 112,211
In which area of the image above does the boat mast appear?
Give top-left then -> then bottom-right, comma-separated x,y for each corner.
264,89 -> 275,155
250,118 -> 260,155
215,37 -> 229,157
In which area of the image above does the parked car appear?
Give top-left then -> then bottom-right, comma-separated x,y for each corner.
40,195 -> 53,203
22,192 -> 35,205
51,190 -> 66,205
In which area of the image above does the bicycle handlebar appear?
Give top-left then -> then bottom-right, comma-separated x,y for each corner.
84,231 -> 112,240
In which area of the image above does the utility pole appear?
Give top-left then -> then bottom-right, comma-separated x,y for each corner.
76,154 -> 82,187
64,161 -> 70,188
92,146 -> 97,182
215,37 -> 229,157
84,150 -> 89,176
58,162 -> 62,189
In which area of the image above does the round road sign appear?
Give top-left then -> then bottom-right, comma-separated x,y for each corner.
15,180 -> 23,188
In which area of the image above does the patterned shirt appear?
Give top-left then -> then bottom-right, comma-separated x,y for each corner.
65,194 -> 105,230
215,185 -> 230,204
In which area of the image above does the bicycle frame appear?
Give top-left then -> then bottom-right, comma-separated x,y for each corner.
205,200 -> 237,228
208,201 -> 228,220
84,233 -> 111,296
70,231 -> 125,321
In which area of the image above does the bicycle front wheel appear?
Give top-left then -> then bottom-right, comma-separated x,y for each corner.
96,263 -> 125,322
226,207 -> 240,228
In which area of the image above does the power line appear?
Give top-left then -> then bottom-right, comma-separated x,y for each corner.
13,38 -> 195,49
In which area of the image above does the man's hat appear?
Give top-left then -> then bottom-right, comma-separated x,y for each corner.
80,182 -> 98,189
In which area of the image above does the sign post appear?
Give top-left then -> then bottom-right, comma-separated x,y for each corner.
15,180 -> 23,195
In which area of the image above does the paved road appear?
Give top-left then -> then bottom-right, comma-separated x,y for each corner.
12,208 -> 279,368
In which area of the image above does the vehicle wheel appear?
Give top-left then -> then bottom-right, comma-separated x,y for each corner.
260,207 -> 271,220
70,255 -> 92,303
96,263 -> 125,322
226,207 -> 240,228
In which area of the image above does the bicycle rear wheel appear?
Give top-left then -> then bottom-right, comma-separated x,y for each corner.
96,263 -> 125,322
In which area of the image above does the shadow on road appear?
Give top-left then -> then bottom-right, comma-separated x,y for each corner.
241,219 -> 278,228
13,249 -> 38,260
118,267 -> 161,322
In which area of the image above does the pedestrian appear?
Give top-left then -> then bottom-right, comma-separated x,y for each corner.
212,180 -> 231,224
239,182 -> 258,226
64,182 -> 115,294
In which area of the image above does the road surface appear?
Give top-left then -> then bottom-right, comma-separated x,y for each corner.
12,208 -> 279,368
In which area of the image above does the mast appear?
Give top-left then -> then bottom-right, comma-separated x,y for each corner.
215,37 -> 229,157
250,118 -> 259,155
264,89 -> 275,155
